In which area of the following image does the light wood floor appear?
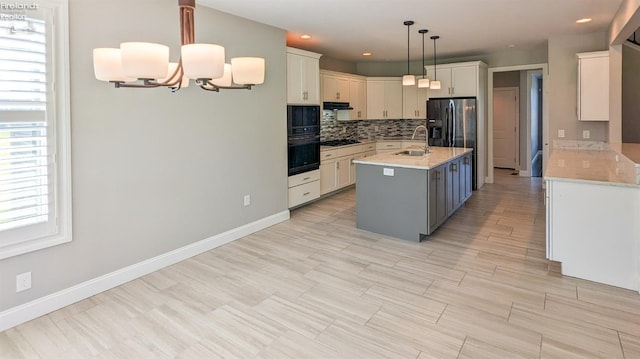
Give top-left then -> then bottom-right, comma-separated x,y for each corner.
2,170 -> 640,358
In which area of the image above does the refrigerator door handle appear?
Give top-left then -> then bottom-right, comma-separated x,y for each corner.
449,100 -> 455,146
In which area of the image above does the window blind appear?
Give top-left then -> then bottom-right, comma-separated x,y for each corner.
0,17 -> 53,235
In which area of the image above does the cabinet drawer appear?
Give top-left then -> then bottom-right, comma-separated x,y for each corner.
288,170 -> 320,188
361,143 -> 376,152
321,145 -> 362,162
288,180 -> 320,208
376,141 -> 402,151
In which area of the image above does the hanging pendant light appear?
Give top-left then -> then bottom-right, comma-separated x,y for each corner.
430,35 -> 441,90
418,29 -> 430,89
402,20 -> 416,86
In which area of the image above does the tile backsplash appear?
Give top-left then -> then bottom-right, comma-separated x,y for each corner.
321,110 -> 427,141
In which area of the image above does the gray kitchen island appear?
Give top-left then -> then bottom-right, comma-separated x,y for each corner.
353,146 -> 473,242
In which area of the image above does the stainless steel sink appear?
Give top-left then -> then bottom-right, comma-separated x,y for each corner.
395,149 -> 425,157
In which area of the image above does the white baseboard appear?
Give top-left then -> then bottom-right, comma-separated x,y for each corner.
0,210 -> 290,332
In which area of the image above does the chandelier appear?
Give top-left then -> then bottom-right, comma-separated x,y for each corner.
92,0 -> 265,92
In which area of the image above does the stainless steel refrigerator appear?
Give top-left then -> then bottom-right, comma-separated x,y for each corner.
427,97 -> 477,190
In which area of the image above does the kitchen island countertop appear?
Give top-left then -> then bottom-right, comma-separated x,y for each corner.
353,146 -> 472,170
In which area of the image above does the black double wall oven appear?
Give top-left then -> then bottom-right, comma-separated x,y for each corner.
287,105 -> 320,176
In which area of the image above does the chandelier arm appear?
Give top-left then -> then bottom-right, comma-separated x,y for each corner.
198,83 -> 221,92
112,81 -> 163,89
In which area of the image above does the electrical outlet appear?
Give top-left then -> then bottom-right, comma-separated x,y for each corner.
243,195 -> 251,207
582,130 -> 590,139
558,129 -> 565,138
374,126 -> 379,132
16,272 -> 31,292
342,127 -> 346,134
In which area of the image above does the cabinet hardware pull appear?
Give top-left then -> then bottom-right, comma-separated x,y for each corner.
326,154 -> 332,157
303,192 -> 310,196
303,177 -> 311,181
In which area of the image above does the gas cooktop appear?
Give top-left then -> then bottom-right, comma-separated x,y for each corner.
320,139 -> 361,147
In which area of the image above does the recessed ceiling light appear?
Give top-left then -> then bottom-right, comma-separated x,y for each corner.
507,44 -> 517,48
300,34 -> 312,40
576,18 -> 592,24
362,52 -> 372,56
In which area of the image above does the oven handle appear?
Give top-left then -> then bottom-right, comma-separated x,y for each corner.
288,134 -> 320,146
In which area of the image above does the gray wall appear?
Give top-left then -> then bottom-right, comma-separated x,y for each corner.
622,43 -> 640,143
548,32 -> 609,142
320,56 -> 358,73
0,0 -> 287,311
356,43 -> 549,77
493,71 -> 520,88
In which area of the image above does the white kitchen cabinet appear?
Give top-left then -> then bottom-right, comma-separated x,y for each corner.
320,143 -> 375,195
288,170 -> 320,208
320,160 -> 338,195
322,73 -> 350,102
321,156 -> 352,194
366,78 -> 402,119
577,51 -> 609,122
425,62 -> 481,98
349,78 -> 367,120
286,47 -> 322,105
402,85 -> 429,119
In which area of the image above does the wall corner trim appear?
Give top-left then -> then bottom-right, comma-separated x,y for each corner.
0,210 -> 291,332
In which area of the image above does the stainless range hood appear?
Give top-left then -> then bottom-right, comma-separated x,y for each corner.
323,102 -> 353,111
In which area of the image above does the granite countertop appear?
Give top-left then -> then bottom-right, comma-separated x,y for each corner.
544,148 -> 639,186
353,146 -> 472,170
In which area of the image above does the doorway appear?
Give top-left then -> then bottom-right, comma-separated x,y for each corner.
487,64 -> 549,184
493,87 -> 519,170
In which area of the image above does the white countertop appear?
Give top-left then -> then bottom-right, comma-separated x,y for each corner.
544,148 -> 639,186
353,146 -> 472,170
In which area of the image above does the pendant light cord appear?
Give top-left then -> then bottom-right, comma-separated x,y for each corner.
403,20 -> 414,77
432,36 -> 438,80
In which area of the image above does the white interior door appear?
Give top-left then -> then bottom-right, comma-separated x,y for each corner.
493,87 -> 519,169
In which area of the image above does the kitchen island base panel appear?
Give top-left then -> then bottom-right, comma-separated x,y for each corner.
546,179 -> 640,291
356,165 -> 427,242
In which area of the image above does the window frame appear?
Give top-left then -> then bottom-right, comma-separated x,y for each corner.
0,0 -> 71,260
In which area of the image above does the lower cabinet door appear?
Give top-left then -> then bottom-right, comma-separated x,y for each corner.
320,161 -> 338,195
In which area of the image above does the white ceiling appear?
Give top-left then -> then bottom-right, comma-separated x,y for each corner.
198,0 -> 623,63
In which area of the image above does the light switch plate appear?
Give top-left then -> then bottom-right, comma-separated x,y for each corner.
558,129 -> 565,138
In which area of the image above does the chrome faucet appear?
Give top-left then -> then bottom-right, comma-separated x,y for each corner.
412,125 -> 430,153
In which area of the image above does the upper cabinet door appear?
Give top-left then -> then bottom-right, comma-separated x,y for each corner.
366,80 -> 386,119
349,78 -> 367,120
451,66 -> 477,97
322,74 -> 350,102
286,48 -> 321,105
578,51 -> 609,122
384,79 -> 403,119
403,85 -> 429,119
428,67 -> 452,98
